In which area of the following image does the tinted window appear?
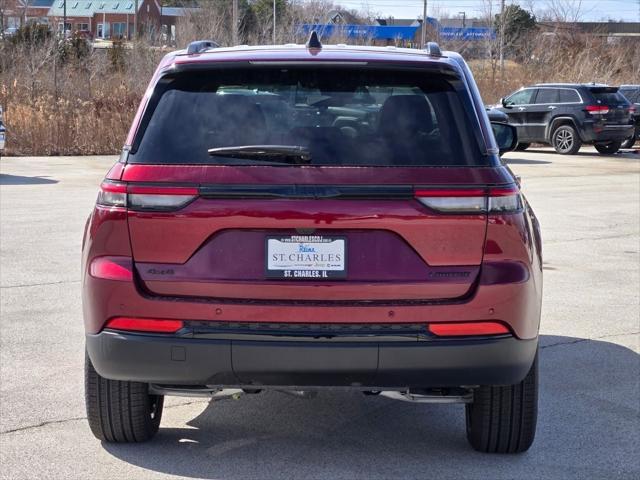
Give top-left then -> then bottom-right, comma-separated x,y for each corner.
535,88 -> 558,104
558,89 -> 581,103
590,89 -> 629,106
619,88 -> 640,103
129,68 -> 487,167
505,89 -> 534,106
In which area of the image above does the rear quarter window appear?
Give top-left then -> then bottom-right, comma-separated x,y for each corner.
558,89 -> 581,103
128,66 -> 492,167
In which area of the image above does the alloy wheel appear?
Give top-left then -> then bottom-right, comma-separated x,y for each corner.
554,128 -> 574,153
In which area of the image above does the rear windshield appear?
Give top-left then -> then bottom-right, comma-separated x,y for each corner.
590,88 -> 628,105
128,67 -> 488,167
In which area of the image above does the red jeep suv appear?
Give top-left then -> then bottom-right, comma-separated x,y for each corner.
82,37 -> 542,453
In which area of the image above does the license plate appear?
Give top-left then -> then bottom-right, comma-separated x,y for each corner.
266,235 -> 346,279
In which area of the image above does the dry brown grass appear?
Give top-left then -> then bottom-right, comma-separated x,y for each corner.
1,37 -> 162,156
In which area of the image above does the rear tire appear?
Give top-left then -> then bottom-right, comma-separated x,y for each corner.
551,125 -> 581,155
85,350 -> 164,442
620,136 -> 636,149
515,142 -> 530,151
465,351 -> 538,453
594,141 -> 622,155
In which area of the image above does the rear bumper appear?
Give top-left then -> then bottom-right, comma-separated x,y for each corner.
86,330 -> 538,388
581,123 -> 635,143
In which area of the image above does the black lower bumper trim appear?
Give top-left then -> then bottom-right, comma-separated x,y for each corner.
86,331 -> 538,388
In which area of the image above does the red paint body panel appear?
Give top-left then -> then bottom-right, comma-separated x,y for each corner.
82,273 -> 539,339
127,198 -> 487,265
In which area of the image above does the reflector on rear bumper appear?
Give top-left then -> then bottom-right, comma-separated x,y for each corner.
105,317 -> 184,333
428,321 -> 510,337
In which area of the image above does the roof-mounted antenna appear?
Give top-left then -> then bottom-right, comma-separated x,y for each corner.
306,31 -> 322,49
186,40 -> 220,55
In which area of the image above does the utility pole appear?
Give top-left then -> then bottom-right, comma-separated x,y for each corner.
273,0 -> 277,44
63,0 -> 66,37
499,0 -> 505,73
420,0 -> 428,46
459,11 -> 466,28
232,0 -> 239,45
134,0 -> 139,39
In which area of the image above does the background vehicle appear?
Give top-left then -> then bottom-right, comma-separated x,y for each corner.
0,106 -> 5,152
496,83 -> 634,155
2,27 -> 18,39
619,85 -> 639,148
82,38 -> 541,453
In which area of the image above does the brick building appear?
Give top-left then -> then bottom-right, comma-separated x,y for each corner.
47,0 -> 161,39
2,0 -> 54,30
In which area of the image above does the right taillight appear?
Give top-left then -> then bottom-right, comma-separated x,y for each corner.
96,182 -> 198,211
415,186 -> 522,214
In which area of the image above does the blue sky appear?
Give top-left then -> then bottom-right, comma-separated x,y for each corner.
331,0 -> 640,22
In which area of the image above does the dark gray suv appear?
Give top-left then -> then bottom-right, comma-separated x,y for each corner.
496,83 -> 634,155
619,85 -> 639,148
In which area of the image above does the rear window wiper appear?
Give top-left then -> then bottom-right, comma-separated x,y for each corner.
207,145 -> 311,164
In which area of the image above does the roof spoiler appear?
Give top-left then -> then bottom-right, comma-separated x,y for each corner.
186,40 -> 220,55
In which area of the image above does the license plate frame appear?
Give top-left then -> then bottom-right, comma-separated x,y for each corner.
265,235 -> 347,280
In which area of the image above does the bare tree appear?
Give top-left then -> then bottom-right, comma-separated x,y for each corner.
544,0 -> 586,22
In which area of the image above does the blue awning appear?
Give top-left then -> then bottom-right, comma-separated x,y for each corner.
300,23 -> 495,42
439,27 -> 495,40
300,24 -> 421,41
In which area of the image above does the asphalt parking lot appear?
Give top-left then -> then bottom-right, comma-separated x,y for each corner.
1,146 -> 639,479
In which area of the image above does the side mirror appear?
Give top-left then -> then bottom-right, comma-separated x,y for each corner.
491,122 -> 518,156
501,97 -> 512,109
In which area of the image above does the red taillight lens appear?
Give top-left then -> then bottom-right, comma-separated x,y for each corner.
415,186 -> 521,213
96,182 -> 199,211
127,185 -> 199,211
90,256 -> 133,281
105,317 -> 184,333
97,181 -> 127,207
585,105 -> 610,115
428,322 -> 510,337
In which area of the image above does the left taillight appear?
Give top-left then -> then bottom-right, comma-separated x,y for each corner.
585,105 -> 610,115
97,181 -> 127,208
127,185 -> 199,211
96,182 -> 199,211
415,186 -> 522,214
